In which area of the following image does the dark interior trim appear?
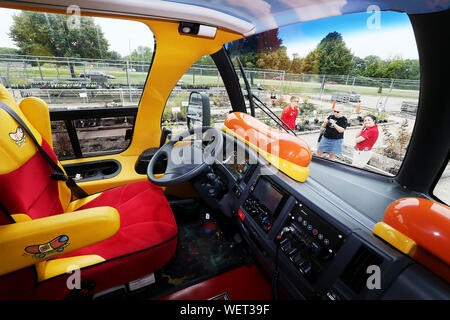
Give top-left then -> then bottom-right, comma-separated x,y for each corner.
396,10 -> 450,194
211,46 -> 247,113
50,106 -> 138,121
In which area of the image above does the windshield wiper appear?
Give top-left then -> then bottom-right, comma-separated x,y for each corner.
235,57 -> 297,136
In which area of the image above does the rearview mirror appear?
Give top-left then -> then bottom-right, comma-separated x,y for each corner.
187,91 -> 211,129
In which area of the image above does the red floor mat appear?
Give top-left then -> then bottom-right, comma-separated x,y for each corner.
159,264 -> 272,300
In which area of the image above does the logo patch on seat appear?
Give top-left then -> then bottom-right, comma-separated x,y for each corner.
24,235 -> 70,259
9,127 -> 26,148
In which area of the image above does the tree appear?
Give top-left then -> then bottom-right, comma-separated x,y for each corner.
227,29 -> 283,68
9,11 -> 113,77
351,55 -> 366,75
290,53 -> 302,73
276,46 -> 291,71
0,47 -> 20,55
196,55 -> 215,65
316,32 -> 354,74
383,58 -> 407,79
107,50 -> 122,61
364,60 -> 385,78
404,59 -> 420,80
125,46 -> 153,62
300,49 -> 319,74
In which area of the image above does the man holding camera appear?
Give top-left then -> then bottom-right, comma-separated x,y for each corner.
316,105 -> 348,160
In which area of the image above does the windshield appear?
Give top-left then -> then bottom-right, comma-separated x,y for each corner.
226,10 -> 420,177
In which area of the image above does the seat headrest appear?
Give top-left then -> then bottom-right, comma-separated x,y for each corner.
0,84 -> 19,110
0,85 -> 42,175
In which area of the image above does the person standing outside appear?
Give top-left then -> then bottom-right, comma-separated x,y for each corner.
316,105 -> 348,160
280,96 -> 299,131
352,115 -> 379,168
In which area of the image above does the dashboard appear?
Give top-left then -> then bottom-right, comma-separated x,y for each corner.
190,133 -> 450,300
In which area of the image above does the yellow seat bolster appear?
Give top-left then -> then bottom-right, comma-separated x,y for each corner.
373,222 -> 418,256
0,206 -> 120,276
11,214 -> 32,222
36,255 -> 105,283
19,97 -> 53,149
65,193 -> 102,212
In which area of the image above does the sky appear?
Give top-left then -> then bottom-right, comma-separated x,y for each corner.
0,8 -> 154,57
0,7 -> 417,60
280,11 -> 419,60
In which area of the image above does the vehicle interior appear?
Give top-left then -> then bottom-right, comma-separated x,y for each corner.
0,0 -> 449,301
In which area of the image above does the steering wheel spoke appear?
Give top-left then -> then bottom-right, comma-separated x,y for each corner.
147,127 -> 223,186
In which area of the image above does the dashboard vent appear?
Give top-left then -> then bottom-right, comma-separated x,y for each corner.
340,245 -> 383,294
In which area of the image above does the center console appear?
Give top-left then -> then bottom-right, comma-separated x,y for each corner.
237,168 -> 348,297
276,200 -> 346,281
242,176 -> 288,232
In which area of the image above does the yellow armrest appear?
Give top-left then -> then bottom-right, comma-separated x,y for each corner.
0,207 -> 120,276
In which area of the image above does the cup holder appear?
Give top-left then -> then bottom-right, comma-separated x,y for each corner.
101,167 -> 117,175
64,160 -> 121,182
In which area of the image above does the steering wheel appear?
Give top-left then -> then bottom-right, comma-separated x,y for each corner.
147,127 -> 223,186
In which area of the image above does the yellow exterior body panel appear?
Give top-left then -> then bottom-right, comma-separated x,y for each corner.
0,207 -> 119,276
222,126 -> 310,182
122,19 -> 242,157
58,20 -> 240,194
373,222 -> 418,256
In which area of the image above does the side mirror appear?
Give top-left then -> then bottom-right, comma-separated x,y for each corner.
187,91 -> 211,129
159,127 -> 172,147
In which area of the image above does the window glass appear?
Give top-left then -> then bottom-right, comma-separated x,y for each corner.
226,11 -> 419,176
163,55 -> 231,137
433,161 -> 450,205
0,8 -> 154,159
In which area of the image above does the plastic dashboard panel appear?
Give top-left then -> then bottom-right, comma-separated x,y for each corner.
209,132 -> 450,300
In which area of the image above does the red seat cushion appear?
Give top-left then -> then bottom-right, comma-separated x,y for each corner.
59,180 -> 177,261
0,180 -> 178,300
33,180 -> 178,298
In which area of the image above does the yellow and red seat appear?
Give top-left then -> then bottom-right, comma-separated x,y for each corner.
0,85 -> 177,299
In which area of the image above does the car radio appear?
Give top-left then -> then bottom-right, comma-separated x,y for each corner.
242,176 -> 288,232
276,200 -> 346,281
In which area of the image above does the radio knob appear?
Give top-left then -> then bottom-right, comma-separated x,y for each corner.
318,248 -> 334,260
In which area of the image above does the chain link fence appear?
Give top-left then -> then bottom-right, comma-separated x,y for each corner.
0,54 -> 419,114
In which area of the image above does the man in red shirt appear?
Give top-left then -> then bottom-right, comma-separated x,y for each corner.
352,115 -> 379,168
280,96 -> 299,130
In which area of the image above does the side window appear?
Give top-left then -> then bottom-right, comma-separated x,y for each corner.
0,8 -> 154,159
163,55 -> 231,137
433,160 -> 449,205
227,11 -> 420,177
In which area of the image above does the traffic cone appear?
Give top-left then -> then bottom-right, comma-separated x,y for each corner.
356,104 -> 361,113
331,100 -> 336,110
